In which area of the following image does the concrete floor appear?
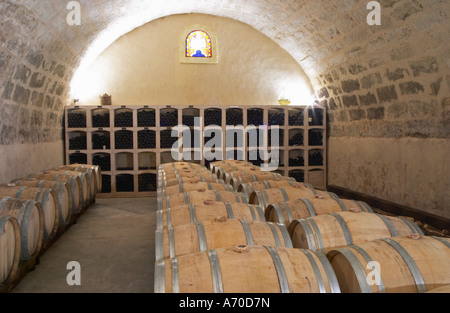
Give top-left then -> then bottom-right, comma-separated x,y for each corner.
12,197 -> 156,293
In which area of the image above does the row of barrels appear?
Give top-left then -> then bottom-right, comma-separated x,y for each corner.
154,161 -> 450,293
0,164 -> 102,292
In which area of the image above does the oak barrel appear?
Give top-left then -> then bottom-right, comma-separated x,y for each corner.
159,182 -> 231,198
289,211 -> 424,252
31,173 -> 82,214
427,285 -> 450,293
159,173 -> 224,190
0,197 -> 44,261
216,164 -> 259,181
209,160 -> 252,173
0,186 -> 58,239
11,179 -> 72,227
229,172 -> 285,190
156,201 -> 265,230
60,164 -> 99,198
158,189 -> 248,210
44,170 -> 91,205
238,179 -> 298,201
155,218 -> 293,261
0,216 -> 20,286
265,197 -> 373,227
249,186 -> 335,209
155,245 -> 340,293
327,236 -> 450,293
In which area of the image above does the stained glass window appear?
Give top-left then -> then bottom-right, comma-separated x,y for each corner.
186,30 -> 212,58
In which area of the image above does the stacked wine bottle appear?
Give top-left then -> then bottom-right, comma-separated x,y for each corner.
289,111 -> 304,126
68,111 -> 86,128
204,109 -> 222,126
309,130 -> 323,146
138,130 -> 156,149
92,132 -> 110,150
309,151 -> 324,166
289,132 -> 303,146
115,131 -> 133,150
138,109 -> 156,127
92,111 -> 110,128
115,110 -> 133,128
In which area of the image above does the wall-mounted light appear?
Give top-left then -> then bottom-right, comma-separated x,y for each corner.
73,99 -> 80,105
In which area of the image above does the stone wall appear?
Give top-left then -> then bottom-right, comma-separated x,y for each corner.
312,0 -> 449,218
0,0 -> 74,183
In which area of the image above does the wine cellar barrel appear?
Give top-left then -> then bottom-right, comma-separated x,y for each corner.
289,211 -> 424,252
327,236 -> 450,293
156,201 -> 265,230
0,198 -> 44,261
155,218 -> 293,260
158,189 -> 248,210
238,179 -> 299,201
249,186 -> 335,209
229,172 -> 287,190
0,216 -> 21,286
44,170 -> 91,205
0,186 -> 58,239
216,163 -> 259,181
60,164 -> 101,198
158,172 -> 225,189
159,182 -> 231,198
30,173 -> 82,215
265,197 -> 373,227
10,179 -> 72,227
209,160 -> 252,173
155,245 -> 341,293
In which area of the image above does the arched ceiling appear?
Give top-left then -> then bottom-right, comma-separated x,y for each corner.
14,0 -> 374,88
7,0 -> 449,99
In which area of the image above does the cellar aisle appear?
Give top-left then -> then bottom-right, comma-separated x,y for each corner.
12,197 -> 156,293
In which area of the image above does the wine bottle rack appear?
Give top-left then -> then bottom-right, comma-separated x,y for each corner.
65,104 -> 327,197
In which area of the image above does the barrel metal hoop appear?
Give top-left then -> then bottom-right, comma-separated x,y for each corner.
254,205 -> 266,222
189,204 -> 197,223
433,236 -> 450,249
239,220 -> 254,246
276,223 -> 293,248
281,202 -> 294,224
196,222 -> 208,252
300,249 -> 326,293
256,191 -> 265,209
0,197 -> 11,214
168,227 -> 176,259
251,174 -> 257,182
382,238 -> 427,293
165,208 -> 172,229
225,203 -> 234,220
184,192 -> 190,205
154,260 -> 166,293
263,181 -> 271,189
215,190 -> 222,202
360,201 -> 373,213
171,257 -> 180,293
179,182 -> 184,194
376,214 -> 397,237
313,250 -> 341,294
306,218 -> 324,251
207,182 -> 213,190
272,204 -> 286,225
262,190 -> 270,208
328,192 -> 339,201
330,213 -> 353,246
156,210 -> 164,230
207,250 -> 224,294
399,218 -> 424,236
267,222 -> 282,247
353,201 -> 366,213
351,245 -> 386,293
15,186 -> 28,199
279,188 -> 289,202
297,219 -> 317,251
335,247 -> 373,293
334,198 -> 348,212
301,198 -> 317,218
240,193 -> 248,204
264,246 -> 290,294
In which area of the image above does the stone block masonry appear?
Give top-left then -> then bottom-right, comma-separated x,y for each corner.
0,0 -> 75,146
